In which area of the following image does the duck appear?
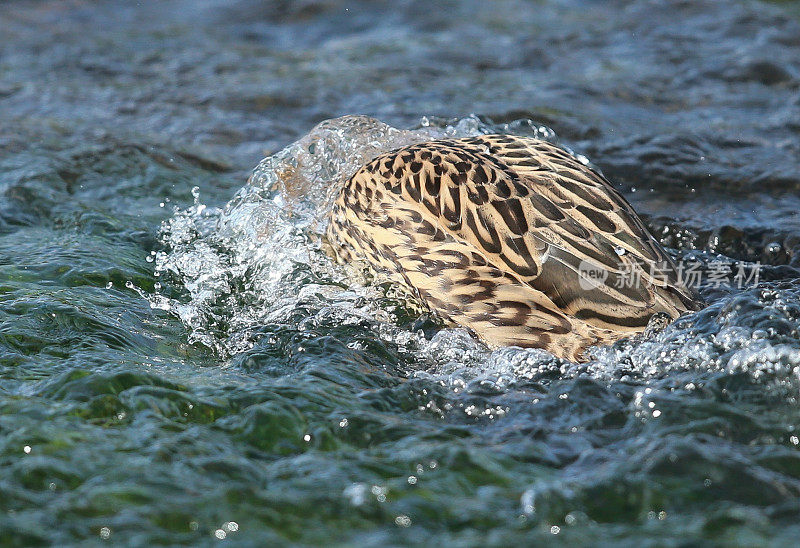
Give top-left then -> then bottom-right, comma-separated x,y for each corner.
325,134 -> 700,361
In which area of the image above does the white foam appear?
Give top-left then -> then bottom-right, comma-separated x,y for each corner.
151,115 -> 800,391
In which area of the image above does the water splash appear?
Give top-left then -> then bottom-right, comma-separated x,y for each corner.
152,115 -> 555,357
151,115 -> 800,395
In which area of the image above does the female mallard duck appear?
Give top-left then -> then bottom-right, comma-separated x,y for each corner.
325,134 -> 700,361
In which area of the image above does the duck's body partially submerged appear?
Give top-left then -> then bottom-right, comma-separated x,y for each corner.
325,134 -> 700,361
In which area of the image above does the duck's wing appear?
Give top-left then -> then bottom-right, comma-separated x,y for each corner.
451,134 -> 700,327
328,187 -> 613,361
327,134 -> 698,358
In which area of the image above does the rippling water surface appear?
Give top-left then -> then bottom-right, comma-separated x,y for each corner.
3,0 -> 800,544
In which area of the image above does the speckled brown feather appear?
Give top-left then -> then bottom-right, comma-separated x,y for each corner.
325,134 -> 700,361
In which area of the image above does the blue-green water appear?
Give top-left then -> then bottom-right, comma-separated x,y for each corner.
3,0 -> 800,545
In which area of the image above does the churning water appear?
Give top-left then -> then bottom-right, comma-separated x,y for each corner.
3,0 -> 800,545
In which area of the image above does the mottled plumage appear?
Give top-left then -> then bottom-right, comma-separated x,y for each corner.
325,134 -> 700,361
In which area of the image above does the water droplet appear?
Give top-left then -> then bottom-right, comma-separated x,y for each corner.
766,242 -> 781,254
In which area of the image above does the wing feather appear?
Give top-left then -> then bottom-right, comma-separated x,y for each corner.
326,135 -> 700,360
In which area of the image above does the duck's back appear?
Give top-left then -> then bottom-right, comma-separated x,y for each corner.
325,134 -> 699,361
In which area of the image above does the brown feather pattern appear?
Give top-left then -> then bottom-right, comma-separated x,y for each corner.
325,134 -> 700,361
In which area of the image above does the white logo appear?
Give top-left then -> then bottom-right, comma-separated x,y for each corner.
578,260 -> 608,290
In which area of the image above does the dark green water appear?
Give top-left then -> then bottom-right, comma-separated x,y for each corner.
3,0 -> 800,545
